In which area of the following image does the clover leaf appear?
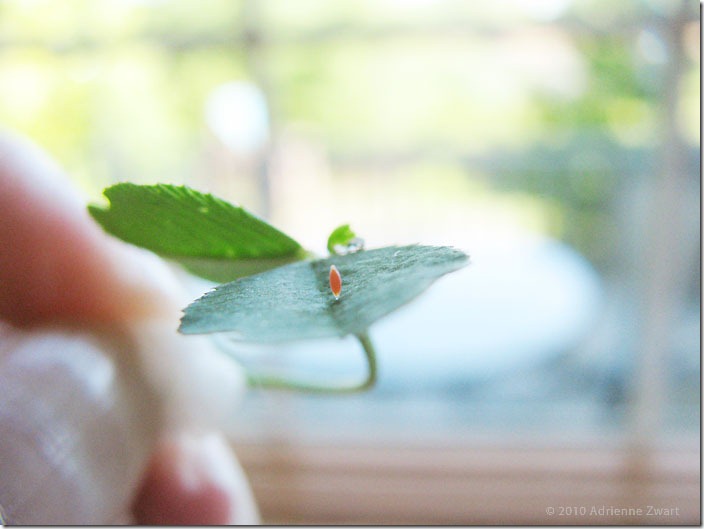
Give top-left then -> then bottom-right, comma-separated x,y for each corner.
88,183 -> 469,392
180,245 -> 468,341
88,183 -> 308,282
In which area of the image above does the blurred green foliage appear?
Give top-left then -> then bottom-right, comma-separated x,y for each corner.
0,0 -> 698,272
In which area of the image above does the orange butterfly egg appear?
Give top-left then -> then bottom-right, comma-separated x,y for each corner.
329,264 -> 342,300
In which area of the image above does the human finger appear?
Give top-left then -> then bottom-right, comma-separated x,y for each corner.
133,432 -> 259,525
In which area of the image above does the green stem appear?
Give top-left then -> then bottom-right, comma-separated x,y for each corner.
245,332 -> 377,393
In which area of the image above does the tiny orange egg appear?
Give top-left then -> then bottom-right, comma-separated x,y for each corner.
329,265 -> 342,300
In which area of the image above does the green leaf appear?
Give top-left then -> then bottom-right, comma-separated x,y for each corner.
326,224 -> 357,255
179,245 -> 468,341
88,183 -> 307,282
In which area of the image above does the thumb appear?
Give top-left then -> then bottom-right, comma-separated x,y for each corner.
0,133 -> 252,523
0,131 -> 247,429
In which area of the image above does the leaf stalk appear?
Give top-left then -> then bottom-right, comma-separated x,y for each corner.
245,332 -> 377,393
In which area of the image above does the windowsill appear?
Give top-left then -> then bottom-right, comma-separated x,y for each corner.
234,436 -> 700,525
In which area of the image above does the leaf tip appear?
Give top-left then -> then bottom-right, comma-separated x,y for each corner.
327,224 -> 358,255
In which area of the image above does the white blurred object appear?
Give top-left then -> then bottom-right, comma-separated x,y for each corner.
374,236 -> 602,382
204,81 -> 270,156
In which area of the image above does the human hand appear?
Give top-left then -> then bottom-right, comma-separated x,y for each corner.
0,132 -> 258,524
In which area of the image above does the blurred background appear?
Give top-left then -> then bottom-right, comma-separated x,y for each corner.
0,0 -> 699,524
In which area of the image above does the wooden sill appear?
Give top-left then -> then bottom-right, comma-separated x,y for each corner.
234,439 -> 700,525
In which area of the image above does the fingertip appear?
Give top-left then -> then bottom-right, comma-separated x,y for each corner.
0,132 -> 184,326
132,433 -> 258,525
